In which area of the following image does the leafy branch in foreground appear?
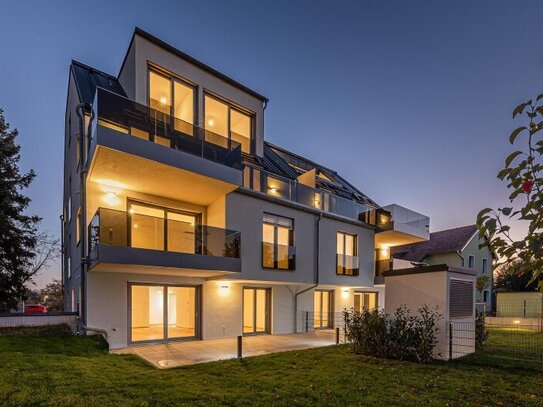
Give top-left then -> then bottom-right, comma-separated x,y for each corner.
477,94 -> 543,290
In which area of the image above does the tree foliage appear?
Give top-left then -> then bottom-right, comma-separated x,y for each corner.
0,108 -> 41,310
477,95 -> 543,291
26,279 -> 64,312
493,259 -> 541,292
476,274 -> 490,295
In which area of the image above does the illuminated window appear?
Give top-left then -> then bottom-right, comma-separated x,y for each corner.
354,292 -> 378,312
205,94 -> 252,153
76,208 -> 81,245
262,214 -> 294,270
149,71 -> 171,114
337,232 -> 358,276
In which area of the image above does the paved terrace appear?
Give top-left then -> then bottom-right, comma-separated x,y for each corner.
112,331 -> 338,368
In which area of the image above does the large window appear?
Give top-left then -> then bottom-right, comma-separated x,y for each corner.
337,232 -> 359,276
149,70 -> 195,135
468,255 -> 475,269
128,201 -> 199,253
482,258 -> 488,274
205,95 -> 252,153
262,214 -> 294,270
354,292 -> 378,312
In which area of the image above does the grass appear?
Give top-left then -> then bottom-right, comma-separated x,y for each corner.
1,335 -> 542,406
462,326 -> 543,368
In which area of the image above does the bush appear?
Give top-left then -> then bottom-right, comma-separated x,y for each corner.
343,305 -> 441,363
475,312 -> 488,350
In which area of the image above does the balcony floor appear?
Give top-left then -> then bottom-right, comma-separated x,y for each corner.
112,331 -> 337,369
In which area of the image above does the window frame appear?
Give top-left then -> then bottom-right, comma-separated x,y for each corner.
261,213 -> 294,271
314,289 -> 334,329
336,231 -> 359,276
204,91 -> 254,154
354,291 -> 379,312
482,257 -> 488,274
468,255 -> 475,269
147,66 -> 198,137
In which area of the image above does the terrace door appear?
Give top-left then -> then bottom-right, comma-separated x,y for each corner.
354,292 -> 378,312
243,288 -> 270,335
314,290 -> 332,329
130,284 -> 199,344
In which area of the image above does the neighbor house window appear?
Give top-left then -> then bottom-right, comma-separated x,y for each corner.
67,256 -> 71,279
337,232 -> 358,276
482,258 -> 488,274
205,94 -> 252,153
71,288 -> 75,312
262,214 -> 294,270
468,255 -> 475,269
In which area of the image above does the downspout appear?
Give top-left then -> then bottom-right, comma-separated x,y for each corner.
75,103 -> 92,329
293,212 -> 323,332
59,214 -> 64,295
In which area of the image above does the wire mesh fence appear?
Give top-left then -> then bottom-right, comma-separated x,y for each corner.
298,311 -> 347,342
449,319 -> 543,370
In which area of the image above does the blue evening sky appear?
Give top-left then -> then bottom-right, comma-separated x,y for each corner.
0,1 -> 541,287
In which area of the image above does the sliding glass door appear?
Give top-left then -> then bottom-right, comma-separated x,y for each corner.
354,292 -> 378,312
243,288 -> 270,335
314,290 -> 333,329
130,284 -> 199,344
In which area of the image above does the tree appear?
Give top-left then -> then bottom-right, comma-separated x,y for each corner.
0,108 -> 41,310
26,279 -> 63,312
494,259 -> 540,292
477,95 -> 543,291
476,274 -> 490,297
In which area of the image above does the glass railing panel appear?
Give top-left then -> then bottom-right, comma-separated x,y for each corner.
92,88 -> 242,170
337,254 -> 360,276
262,242 -> 295,270
88,207 -> 241,259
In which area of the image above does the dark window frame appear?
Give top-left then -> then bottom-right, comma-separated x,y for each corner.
314,289 -> 334,329
336,231 -> 359,276
262,213 -> 295,271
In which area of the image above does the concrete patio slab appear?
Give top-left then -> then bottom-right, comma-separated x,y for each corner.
112,331 -> 337,368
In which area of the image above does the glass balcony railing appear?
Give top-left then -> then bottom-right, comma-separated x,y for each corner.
336,254 -> 360,276
90,87 -> 242,170
88,208 -> 241,259
262,241 -> 296,270
243,166 -> 391,226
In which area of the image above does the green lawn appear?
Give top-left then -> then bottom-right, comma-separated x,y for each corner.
0,335 -> 542,406
461,327 -> 543,368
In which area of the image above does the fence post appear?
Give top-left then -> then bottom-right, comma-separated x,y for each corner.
523,299 -> 527,318
335,327 -> 340,344
237,335 -> 242,359
448,322 -> 453,361
305,311 -> 309,332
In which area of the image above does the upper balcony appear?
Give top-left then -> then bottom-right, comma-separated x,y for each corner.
86,88 -> 243,206
243,167 -> 391,227
375,204 -> 429,248
87,207 -> 241,277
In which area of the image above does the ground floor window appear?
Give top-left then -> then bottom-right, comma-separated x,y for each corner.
354,292 -> 379,312
243,287 -> 270,335
314,290 -> 333,329
129,284 -> 199,343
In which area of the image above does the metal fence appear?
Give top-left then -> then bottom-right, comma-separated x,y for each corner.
449,319 -> 543,369
298,311 -> 347,342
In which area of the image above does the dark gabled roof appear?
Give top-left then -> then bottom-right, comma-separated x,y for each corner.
391,224 -> 478,262
241,142 -> 379,208
71,60 -> 126,104
120,27 -> 268,103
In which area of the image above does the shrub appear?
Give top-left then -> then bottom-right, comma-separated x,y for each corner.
343,305 -> 441,363
475,312 -> 488,350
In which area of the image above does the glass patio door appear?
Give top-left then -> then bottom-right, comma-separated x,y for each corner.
243,288 -> 270,335
354,292 -> 378,312
314,290 -> 332,329
130,284 -> 199,344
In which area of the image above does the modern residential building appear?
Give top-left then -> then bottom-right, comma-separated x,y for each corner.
390,224 -> 495,310
62,27 -> 429,349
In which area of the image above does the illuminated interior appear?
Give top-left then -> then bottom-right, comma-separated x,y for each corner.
262,215 -> 292,270
243,288 -> 268,334
354,292 -> 378,312
314,290 -> 331,329
130,285 -> 197,342
149,71 -> 171,114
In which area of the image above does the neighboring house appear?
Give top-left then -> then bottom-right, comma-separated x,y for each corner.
62,27 -> 429,349
391,225 -> 495,310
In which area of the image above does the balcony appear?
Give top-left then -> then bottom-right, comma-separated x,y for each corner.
86,88 -> 242,206
87,208 -> 241,276
243,167 -> 390,226
375,204 -> 430,247
336,254 -> 360,276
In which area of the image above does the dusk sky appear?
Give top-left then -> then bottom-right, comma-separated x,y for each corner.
1,1 -> 541,287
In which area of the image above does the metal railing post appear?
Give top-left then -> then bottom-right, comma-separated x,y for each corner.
449,322 -> 453,361
305,311 -> 309,332
335,327 -> 340,344
237,335 -> 242,359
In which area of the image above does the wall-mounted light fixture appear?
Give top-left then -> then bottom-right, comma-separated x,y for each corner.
103,190 -> 120,206
342,288 -> 349,298
219,282 -> 230,296
380,244 -> 389,257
